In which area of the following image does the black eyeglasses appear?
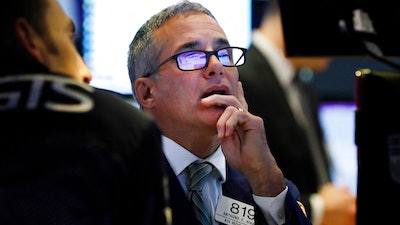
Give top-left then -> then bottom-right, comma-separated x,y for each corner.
144,46 -> 247,77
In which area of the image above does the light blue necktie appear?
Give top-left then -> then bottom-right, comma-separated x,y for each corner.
187,162 -> 213,225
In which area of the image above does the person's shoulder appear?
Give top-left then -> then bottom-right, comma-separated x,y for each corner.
93,88 -> 135,105
93,88 -> 141,112
91,87 -> 156,126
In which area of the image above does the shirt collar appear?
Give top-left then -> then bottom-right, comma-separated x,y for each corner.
162,135 -> 226,182
252,30 -> 296,88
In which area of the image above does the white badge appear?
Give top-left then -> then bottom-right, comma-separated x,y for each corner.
215,195 -> 255,225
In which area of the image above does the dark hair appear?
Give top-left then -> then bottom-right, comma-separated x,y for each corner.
127,0 -> 216,102
1,0 -> 48,53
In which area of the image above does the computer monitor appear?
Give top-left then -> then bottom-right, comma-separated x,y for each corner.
355,69 -> 400,224
319,102 -> 357,195
278,0 -> 400,58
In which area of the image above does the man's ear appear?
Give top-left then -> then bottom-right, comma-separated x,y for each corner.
14,18 -> 43,60
134,77 -> 156,109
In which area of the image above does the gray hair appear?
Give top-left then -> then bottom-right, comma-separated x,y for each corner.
127,0 -> 216,102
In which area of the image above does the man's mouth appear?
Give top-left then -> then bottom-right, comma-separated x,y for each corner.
201,90 -> 228,99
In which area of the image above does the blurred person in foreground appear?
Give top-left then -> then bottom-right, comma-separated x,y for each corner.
238,1 -> 356,225
127,1 -> 312,225
0,0 -> 168,224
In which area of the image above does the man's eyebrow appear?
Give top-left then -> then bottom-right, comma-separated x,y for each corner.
176,41 -> 200,51
69,19 -> 76,33
215,38 -> 230,46
175,38 -> 230,52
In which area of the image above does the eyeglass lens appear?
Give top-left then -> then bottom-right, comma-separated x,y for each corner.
176,48 -> 245,71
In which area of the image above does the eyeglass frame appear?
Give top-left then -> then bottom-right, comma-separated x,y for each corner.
143,46 -> 247,77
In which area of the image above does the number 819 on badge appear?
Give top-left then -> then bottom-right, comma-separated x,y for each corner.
215,195 -> 255,225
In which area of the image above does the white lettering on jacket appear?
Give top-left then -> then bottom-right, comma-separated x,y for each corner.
0,74 -> 94,113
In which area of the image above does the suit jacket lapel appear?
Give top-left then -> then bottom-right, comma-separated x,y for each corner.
222,165 -> 269,225
222,165 -> 253,204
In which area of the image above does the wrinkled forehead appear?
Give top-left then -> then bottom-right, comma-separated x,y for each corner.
154,12 -> 229,56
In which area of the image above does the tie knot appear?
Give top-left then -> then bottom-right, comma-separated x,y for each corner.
187,162 -> 213,192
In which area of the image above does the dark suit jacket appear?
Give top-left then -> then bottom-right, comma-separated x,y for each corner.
0,71 -> 167,225
238,44 -> 332,219
164,156 -> 312,225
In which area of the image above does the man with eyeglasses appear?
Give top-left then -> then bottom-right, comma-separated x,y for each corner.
128,1 -> 311,225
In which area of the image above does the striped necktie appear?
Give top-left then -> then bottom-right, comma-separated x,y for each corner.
187,162 -> 213,225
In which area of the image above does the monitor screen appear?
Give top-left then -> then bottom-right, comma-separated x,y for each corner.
319,101 -> 357,195
79,0 -> 251,94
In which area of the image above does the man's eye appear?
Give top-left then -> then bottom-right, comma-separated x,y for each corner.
71,33 -> 83,54
72,33 -> 81,43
